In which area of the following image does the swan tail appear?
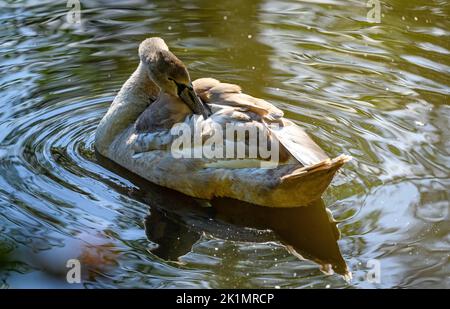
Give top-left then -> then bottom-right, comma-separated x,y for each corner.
280,155 -> 352,182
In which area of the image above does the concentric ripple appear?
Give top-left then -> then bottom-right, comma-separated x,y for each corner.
0,0 -> 449,288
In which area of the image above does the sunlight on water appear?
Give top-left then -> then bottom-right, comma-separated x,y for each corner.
0,0 -> 448,288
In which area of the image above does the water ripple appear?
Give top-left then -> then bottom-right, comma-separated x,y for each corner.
0,0 -> 448,288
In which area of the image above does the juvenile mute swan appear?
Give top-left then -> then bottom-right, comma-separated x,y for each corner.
95,37 -> 351,207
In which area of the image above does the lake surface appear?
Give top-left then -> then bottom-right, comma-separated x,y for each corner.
0,0 -> 448,288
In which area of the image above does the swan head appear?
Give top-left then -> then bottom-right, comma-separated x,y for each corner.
138,37 -> 211,118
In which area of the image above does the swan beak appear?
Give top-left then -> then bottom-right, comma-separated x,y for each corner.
177,82 -> 212,119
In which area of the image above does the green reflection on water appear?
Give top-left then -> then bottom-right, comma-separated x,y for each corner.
0,0 -> 448,288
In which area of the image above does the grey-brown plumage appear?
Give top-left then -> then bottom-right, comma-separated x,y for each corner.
95,37 -> 352,207
135,92 -> 191,133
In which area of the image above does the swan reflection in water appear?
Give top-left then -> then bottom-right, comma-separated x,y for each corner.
97,154 -> 350,278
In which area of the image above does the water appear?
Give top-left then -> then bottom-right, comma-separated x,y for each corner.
0,0 -> 448,288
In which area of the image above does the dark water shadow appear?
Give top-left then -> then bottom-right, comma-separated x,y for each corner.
96,153 -> 349,277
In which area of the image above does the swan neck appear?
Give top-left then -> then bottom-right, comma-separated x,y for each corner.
95,62 -> 157,155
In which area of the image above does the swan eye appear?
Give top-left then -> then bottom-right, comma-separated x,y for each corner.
168,78 -> 187,95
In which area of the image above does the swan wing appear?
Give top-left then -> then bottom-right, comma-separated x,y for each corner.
264,119 -> 329,166
193,78 -> 283,121
194,78 -> 329,166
